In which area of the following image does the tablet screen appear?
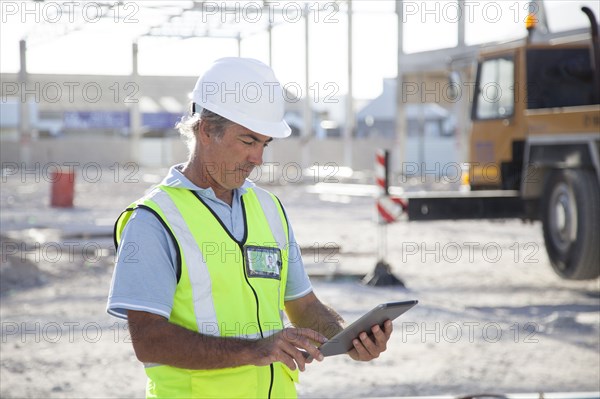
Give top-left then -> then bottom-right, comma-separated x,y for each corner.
310,300 -> 418,359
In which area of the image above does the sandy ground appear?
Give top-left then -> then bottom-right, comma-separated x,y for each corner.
1,166 -> 599,398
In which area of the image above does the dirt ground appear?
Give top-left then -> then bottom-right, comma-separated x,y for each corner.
1,166 -> 599,398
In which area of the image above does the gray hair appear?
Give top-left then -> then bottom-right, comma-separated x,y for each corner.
175,105 -> 234,154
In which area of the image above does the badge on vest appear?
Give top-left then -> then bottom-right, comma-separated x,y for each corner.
244,246 -> 282,280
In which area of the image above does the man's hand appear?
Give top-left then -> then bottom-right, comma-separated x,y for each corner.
348,320 -> 393,361
252,328 -> 327,371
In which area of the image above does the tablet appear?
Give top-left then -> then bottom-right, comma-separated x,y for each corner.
307,300 -> 418,360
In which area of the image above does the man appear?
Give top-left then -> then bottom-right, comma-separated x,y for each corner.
107,57 -> 392,398
266,255 -> 277,273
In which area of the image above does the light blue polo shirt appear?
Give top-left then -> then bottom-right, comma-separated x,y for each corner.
107,164 -> 313,320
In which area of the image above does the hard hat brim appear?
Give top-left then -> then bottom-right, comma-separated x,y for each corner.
200,101 -> 292,139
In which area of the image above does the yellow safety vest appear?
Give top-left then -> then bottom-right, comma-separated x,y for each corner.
115,185 -> 299,398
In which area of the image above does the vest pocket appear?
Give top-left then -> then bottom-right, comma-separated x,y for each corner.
271,362 -> 299,399
146,365 -> 260,398
145,365 -> 193,398
190,366 -> 260,398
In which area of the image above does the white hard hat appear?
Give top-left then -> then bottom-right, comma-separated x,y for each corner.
192,57 -> 291,138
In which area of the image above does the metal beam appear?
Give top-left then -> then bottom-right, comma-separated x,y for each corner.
344,0 -> 353,168
130,42 -> 141,164
302,2 -> 312,168
395,0 -> 406,173
18,40 -> 30,165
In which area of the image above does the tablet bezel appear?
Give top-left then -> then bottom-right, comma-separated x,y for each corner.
309,300 -> 418,359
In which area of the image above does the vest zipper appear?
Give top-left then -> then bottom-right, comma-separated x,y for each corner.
237,241 -> 272,398
239,197 -> 272,398
237,240 -> 264,340
268,364 -> 274,398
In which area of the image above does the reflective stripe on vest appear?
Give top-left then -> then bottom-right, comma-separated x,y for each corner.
115,185 -> 298,398
151,188 -> 219,336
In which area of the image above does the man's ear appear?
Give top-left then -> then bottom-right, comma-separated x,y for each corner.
197,120 -> 212,146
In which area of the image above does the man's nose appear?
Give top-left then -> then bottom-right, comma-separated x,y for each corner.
248,146 -> 264,166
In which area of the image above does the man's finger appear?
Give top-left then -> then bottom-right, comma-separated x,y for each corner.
279,351 -> 298,371
370,325 -> 388,351
283,342 -> 307,371
279,335 -> 320,371
358,332 -> 380,358
352,338 -> 370,360
281,329 -> 325,362
284,327 -> 328,345
290,347 -> 310,371
382,319 -> 393,338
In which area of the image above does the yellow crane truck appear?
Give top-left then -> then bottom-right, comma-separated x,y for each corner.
407,7 -> 600,280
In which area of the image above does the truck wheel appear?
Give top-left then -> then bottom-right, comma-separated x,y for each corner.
541,169 -> 600,280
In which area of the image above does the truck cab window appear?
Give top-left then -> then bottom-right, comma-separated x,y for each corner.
526,48 -> 596,109
473,57 -> 514,120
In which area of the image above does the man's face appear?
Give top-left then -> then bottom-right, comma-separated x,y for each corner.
200,122 -> 272,190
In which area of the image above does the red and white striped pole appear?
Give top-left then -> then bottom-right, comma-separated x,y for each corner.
375,149 -> 406,224
375,149 -> 388,196
364,149 -> 405,287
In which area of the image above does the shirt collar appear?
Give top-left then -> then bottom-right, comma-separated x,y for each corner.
159,163 -> 255,199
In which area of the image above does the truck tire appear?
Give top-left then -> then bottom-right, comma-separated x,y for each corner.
541,169 -> 600,280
